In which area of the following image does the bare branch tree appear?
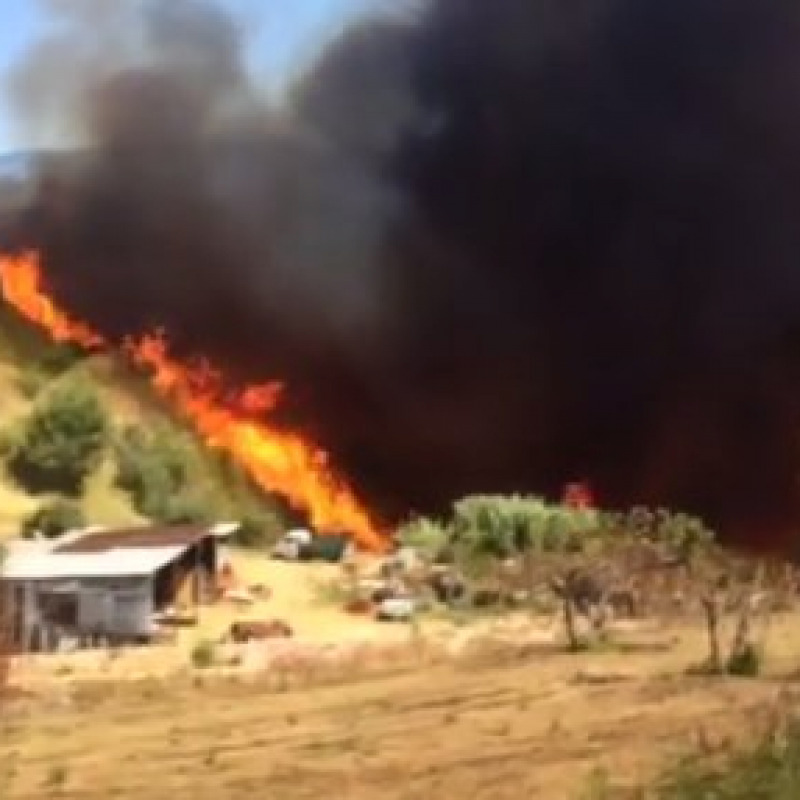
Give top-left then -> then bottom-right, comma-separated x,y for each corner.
700,589 -> 722,673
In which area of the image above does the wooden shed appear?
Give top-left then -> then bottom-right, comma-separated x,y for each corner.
1,524 -> 230,652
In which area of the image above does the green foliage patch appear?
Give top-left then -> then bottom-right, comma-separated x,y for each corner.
21,499 -> 85,539
583,718 -> 800,799
7,379 -> 108,495
113,421 -> 286,545
399,496 -> 716,574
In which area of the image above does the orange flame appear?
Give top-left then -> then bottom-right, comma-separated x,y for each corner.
0,251 -> 385,551
0,252 -> 105,349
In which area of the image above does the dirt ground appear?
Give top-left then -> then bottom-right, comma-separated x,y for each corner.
9,551 -> 423,687
3,550 -> 800,800
3,616 -> 800,800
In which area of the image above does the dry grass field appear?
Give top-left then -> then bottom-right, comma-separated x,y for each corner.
3,610 -> 800,800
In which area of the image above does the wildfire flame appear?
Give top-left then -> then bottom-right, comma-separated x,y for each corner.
0,251 -> 385,551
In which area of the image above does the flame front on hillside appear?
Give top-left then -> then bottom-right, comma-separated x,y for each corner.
0,251 -> 385,551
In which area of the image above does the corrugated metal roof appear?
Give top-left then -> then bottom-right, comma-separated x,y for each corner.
54,524 -> 209,554
3,538 -> 53,555
1,545 -> 188,581
209,522 -> 239,538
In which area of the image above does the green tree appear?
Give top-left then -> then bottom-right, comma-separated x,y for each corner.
21,500 -> 85,539
8,380 -> 108,495
397,514 -> 451,558
113,422 -> 287,544
113,424 -> 192,518
232,510 -> 286,548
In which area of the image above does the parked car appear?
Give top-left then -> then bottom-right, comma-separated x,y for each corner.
271,529 -> 352,563
376,596 -> 415,622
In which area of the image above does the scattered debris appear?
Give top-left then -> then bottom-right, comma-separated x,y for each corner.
226,620 -> 293,644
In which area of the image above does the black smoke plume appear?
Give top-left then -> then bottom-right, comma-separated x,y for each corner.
5,0 -> 800,549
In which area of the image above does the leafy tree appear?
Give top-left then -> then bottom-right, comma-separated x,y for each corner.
159,491 -> 214,525
113,422 -> 287,544
397,515 -> 451,558
232,510 -> 285,548
37,343 -> 86,376
450,494 -> 598,557
8,380 -> 108,495
21,499 -> 85,539
114,427 -> 189,521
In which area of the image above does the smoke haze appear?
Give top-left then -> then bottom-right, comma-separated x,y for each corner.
5,0 -> 800,548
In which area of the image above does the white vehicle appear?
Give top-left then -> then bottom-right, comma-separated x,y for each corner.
271,528 -> 313,560
376,596 -> 415,622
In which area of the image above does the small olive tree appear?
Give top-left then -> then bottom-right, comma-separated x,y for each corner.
7,379 -> 108,495
21,499 -> 85,539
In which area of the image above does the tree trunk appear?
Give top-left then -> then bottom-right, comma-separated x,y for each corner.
701,592 -> 722,673
563,575 -> 580,651
729,595 -> 752,663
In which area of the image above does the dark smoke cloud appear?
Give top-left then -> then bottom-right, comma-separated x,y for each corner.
7,0 -> 409,362
4,0 -> 800,549
389,0 -> 800,548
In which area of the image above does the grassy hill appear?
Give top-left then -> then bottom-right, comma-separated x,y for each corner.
0,303 -> 289,543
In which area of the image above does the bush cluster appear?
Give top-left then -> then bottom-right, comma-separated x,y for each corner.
113,423 -> 207,522
398,494 -> 601,563
21,499 -> 85,540
588,717 -> 800,798
7,379 -> 108,496
399,496 -> 715,574
190,638 -> 217,669
16,343 -> 88,399
609,506 -> 716,559
113,422 -> 285,545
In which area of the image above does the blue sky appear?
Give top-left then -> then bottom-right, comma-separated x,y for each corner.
0,0 -> 394,153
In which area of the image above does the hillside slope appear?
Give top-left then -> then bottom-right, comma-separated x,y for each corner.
0,303 -> 286,541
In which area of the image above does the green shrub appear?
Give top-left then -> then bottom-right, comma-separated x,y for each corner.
622,506 -> 715,555
577,767 -> 612,800
581,717 -> 800,798
397,515 -> 450,558
15,345 -> 86,401
37,343 -> 85,375
232,510 -> 284,548
190,639 -> 217,669
8,380 -> 108,495
113,424 -> 199,519
448,494 -> 599,558
726,644 -> 762,678
21,500 -> 85,539
16,367 -> 45,399
160,492 -> 215,525
654,719 -> 800,799
113,422 -> 287,543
